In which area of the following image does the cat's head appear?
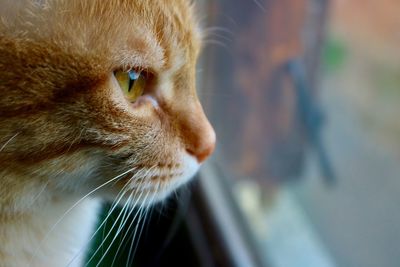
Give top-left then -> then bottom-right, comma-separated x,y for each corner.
0,0 -> 215,209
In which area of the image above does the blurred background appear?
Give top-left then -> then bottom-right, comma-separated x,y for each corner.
199,0 -> 400,267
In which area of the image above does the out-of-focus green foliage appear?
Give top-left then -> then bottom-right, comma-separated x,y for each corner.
323,38 -> 347,72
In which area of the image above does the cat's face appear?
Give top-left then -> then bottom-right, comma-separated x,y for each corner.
0,0 -> 215,209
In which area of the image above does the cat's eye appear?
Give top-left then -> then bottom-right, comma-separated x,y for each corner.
114,69 -> 147,102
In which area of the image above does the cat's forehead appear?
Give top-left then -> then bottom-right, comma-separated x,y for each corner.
119,0 -> 202,72
2,0 -> 201,72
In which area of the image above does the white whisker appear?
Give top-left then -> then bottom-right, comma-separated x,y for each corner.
0,132 -> 19,152
130,197 -> 156,262
46,167 -> 137,238
30,168 -> 136,267
92,194 -> 135,267
203,26 -> 233,36
88,186 -> 147,267
127,181 -> 161,266
109,177 -> 154,267
84,196 -> 132,267
125,204 -> 146,267
252,0 -> 266,12
66,182 -> 132,267
202,39 -> 229,49
112,187 -> 153,267
29,180 -> 50,207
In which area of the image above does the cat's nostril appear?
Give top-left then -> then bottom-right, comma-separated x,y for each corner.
186,143 -> 215,163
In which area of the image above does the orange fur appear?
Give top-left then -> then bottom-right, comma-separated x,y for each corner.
0,0 -> 215,266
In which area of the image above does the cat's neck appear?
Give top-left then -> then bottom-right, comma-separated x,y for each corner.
0,197 -> 100,267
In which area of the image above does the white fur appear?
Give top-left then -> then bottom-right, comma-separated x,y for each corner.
0,198 -> 100,267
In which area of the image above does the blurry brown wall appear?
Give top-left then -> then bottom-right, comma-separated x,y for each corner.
202,0 -> 328,185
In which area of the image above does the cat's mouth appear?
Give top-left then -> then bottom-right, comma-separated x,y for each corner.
113,173 -> 187,205
116,171 -> 185,190
108,154 -> 199,204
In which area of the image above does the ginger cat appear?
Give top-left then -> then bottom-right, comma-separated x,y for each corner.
0,0 -> 215,266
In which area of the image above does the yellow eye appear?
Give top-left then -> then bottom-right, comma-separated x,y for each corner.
114,69 -> 146,102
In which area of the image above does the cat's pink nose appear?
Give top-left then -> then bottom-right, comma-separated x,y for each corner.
185,119 -> 216,163
180,103 -> 216,163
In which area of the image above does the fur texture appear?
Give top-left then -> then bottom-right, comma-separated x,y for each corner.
0,0 -> 215,266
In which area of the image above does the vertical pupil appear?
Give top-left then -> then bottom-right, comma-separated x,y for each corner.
128,71 -> 140,92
